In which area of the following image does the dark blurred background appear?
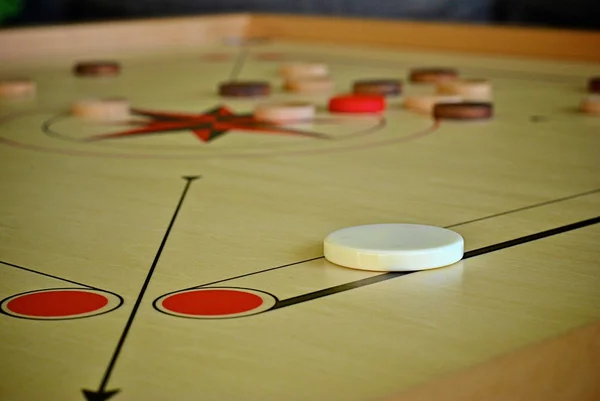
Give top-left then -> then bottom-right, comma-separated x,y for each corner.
1,0 -> 599,30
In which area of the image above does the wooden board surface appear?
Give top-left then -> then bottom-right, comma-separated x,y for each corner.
0,15 -> 599,401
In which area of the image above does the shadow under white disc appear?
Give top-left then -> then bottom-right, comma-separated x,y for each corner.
323,224 -> 464,272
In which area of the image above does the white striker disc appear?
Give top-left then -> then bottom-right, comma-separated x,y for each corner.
323,224 -> 464,272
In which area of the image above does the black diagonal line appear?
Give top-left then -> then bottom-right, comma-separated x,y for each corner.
448,188 -> 600,228
229,50 -> 248,81
271,272 -> 404,309
461,216 -> 600,258
271,216 -> 600,310
0,260 -> 100,290
88,175 -> 199,396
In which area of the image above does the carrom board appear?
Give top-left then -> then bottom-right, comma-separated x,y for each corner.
0,13 -> 599,401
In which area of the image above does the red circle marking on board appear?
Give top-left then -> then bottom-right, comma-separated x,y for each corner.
5,290 -> 109,318
328,94 -> 386,113
161,289 -> 264,316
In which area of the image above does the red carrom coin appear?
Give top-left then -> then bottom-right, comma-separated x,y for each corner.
328,94 -> 386,113
589,77 -> 600,93
73,61 -> 121,77
433,101 -> 493,120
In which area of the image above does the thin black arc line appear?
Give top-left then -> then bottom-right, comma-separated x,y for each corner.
41,112 -> 66,132
42,110 -> 222,143
229,49 -> 249,81
87,122 -> 335,142
94,175 -> 198,393
42,112 -> 85,143
447,187 -> 600,228
42,106 -> 234,142
42,110 -> 381,145
270,216 -> 600,312
31,110 -> 391,160
0,260 -> 101,290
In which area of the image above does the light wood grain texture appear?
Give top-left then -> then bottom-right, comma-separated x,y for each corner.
0,14 -> 599,401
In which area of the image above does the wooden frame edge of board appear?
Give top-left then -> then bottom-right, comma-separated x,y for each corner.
0,13 -> 253,61
0,12 -> 598,62
249,14 -> 600,63
377,320 -> 600,401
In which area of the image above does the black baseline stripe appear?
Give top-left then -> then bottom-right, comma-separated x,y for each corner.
271,216 -> 600,310
0,260 -> 100,290
272,272 -> 404,309
463,216 -> 600,258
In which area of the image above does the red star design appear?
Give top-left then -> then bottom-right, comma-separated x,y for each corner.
86,105 -> 329,143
